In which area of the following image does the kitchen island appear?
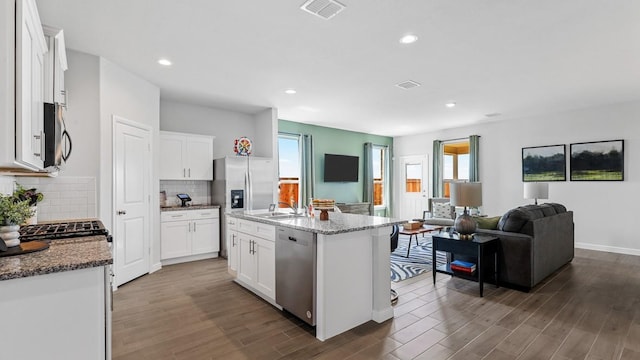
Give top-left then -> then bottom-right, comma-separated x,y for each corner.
0,235 -> 112,359
227,210 -> 404,341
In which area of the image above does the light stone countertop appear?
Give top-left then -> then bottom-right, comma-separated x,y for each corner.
228,210 -> 406,235
0,236 -> 113,281
160,205 -> 220,212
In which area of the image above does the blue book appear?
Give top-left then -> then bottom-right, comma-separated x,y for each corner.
451,260 -> 476,269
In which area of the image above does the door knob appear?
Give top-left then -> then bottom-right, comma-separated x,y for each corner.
117,210 -> 127,215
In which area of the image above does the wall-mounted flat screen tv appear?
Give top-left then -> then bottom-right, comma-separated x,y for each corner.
324,154 -> 359,182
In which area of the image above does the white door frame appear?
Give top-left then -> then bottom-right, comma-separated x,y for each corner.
112,115 -> 152,288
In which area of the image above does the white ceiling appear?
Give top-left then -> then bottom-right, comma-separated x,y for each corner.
35,0 -> 640,137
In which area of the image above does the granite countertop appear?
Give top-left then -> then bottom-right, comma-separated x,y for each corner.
228,210 -> 405,235
160,204 -> 220,212
0,235 -> 113,281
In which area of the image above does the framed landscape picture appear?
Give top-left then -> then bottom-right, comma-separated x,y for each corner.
522,144 -> 566,182
570,140 -> 624,181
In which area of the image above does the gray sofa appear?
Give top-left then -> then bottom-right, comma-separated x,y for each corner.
475,203 -> 574,291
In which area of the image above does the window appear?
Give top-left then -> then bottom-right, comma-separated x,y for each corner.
442,141 -> 470,197
405,163 -> 422,193
278,134 -> 300,207
372,145 -> 388,207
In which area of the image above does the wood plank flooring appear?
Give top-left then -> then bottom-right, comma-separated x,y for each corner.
112,244 -> 640,360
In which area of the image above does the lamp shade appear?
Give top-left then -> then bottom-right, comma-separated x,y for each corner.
450,182 -> 482,207
524,182 -> 548,200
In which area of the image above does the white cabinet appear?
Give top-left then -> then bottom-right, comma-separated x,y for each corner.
0,266 -> 109,359
0,0 -> 48,170
160,209 -> 220,264
159,131 -> 214,180
234,218 -> 276,301
191,218 -> 217,254
226,217 -> 239,276
42,25 -> 67,106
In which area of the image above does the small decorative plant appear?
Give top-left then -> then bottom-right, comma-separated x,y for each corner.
13,183 -> 44,206
0,194 -> 34,226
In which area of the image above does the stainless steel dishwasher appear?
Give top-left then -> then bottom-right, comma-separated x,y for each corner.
275,226 -> 317,326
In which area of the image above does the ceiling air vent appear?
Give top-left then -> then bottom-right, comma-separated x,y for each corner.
396,80 -> 421,90
300,0 -> 346,20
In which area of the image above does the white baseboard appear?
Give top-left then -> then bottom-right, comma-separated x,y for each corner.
161,252 -> 218,266
149,262 -> 162,274
575,242 -> 640,257
372,307 -> 394,323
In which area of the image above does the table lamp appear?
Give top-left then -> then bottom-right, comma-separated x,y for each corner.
450,182 -> 482,237
524,182 -> 548,205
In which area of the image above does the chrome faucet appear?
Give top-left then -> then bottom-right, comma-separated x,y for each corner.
278,201 -> 300,214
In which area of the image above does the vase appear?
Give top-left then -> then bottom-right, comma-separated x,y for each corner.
25,206 -> 37,225
0,224 -> 21,247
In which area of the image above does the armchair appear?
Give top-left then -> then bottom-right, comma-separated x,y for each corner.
422,197 -> 456,226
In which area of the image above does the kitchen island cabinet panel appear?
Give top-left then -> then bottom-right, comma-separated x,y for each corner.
227,211 -> 402,341
0,266 -> 109,359
235,220 -> 276,303
226,217 -> 239,276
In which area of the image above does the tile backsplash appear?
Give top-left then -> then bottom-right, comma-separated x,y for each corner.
160,180 -> 211,207
0,176 -> 14,195
16,177 -> 97,221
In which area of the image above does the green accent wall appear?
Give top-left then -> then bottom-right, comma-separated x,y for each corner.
278,120 -> 393,206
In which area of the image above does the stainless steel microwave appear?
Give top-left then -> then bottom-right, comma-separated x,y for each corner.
44,102 -> 71,169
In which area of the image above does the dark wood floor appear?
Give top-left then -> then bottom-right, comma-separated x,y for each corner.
112,243 -> 640,360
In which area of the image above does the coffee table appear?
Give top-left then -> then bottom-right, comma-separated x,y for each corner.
400,224 -> 444,257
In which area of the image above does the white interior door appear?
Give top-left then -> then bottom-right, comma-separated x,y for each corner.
114,117 -> 151,286
397,155 -> 428,221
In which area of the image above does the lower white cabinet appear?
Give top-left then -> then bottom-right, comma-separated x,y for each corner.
0,266 -> 109,359
226,217 -> 239,276
233,218 -> 276,301
161,209 -> 220,263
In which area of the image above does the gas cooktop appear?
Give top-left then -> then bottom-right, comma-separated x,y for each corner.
19,220 -> 108,241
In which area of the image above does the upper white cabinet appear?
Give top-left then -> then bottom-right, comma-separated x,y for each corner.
42,25 -> 67,106
0,0 -> 57,172
159,131 -> 214,180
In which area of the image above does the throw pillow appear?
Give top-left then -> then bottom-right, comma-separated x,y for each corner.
475,216 -> 501,230
432,202 -> 452,219
497,208 -> 531,232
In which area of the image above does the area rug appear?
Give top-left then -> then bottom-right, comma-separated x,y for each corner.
390,234 -> 447,282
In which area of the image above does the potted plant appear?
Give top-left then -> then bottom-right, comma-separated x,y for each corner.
0,194 -> 34,247
13,183 -> 43,225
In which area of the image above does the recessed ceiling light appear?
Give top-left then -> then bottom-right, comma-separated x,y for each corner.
158,58 -> 172,66
446,102 -> 456,108
285,89 -> 297,95
399,34 -> 418,44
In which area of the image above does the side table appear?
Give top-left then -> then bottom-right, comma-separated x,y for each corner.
432,233 -> 499,297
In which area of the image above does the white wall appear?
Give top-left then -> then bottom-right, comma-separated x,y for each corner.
62,50 -> 100,177
160,100 -> 258,158
99,57 -> 160,270
252,107 -> 277,158
394,100 -> 640,255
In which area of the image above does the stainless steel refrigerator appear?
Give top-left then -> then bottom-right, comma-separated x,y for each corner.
212,156 -> 276,257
